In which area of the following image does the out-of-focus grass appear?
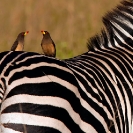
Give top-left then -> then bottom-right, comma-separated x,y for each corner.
0,0 -> 121,59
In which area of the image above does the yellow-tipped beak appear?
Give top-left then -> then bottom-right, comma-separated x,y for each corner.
41,30 -> 45,35
24,31 -> 29,36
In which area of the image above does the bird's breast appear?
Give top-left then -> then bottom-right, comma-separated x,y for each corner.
42,43 -> 55,56
15,43 -> 24,51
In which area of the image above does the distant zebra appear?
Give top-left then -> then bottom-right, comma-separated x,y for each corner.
0,0 -> 133,133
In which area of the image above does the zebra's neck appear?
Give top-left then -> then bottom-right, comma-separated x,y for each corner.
87,0 -> 133,51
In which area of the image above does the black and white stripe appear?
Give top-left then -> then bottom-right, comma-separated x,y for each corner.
0,0 -> 133,133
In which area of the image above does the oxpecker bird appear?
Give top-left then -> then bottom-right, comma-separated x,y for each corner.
41,30 -> 56,57
11,31 -> 29,51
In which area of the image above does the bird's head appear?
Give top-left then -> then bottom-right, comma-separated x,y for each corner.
41,30 -> 50,36
24,31 -> 29,36
16,31 -> 29,42
18,31 -> 29,37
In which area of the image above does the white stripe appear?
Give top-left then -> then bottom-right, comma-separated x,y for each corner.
122,11 -> 133,20
9,62 -> 72,78
131,116 -> 133,133
15,54 -> 60,65
112,23 -> 133,49
0,51 -> 12,64
76,62 -> 105,92
91,50 -> 133,86
67,62 -> 102,98
95,47 -> 133,96
0,80 -> 5,92
114,39 -> 119,47
111,21 -> 133,40
116,77 -> 132,133
0,93 -> 3,98
104,47 -> 133,69
67,60 -> 105,90
118,45 -> 133,57
3,75 -> 77,101
1,113 -> 71,133
91,57 -> 117,83
1,95 -> 97,133
115,14 -> 133,31
0,87 -> 4,93
15,54 -> 42,65
0,52 -> 26,78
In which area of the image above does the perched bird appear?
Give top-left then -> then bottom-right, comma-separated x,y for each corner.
41,30 -> 56,57
11,31 -> 29,51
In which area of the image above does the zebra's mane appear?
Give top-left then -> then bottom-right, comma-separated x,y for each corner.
87,0 -> 133,50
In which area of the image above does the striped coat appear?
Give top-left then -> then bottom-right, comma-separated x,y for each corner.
0,0 -> 133,133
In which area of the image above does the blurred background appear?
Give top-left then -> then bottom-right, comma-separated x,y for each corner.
0,0 -> 121,59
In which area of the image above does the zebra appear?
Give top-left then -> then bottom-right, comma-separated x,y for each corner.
0,0 -> 133,133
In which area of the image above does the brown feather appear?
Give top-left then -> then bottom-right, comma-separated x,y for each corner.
41,31 -> 56,57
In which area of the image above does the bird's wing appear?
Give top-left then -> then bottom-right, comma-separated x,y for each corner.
52,41 -> 56,57
11,40 -> 18,51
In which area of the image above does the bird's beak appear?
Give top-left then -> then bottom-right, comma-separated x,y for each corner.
24,31 -> 29,36
41,30 -> 45,35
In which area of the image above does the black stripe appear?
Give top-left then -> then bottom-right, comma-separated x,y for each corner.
4,82 -> 111,132
88,51 -> 132,83
8,64 -> 74,85
3,123 -> 61,133
3,104 -> 84,133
